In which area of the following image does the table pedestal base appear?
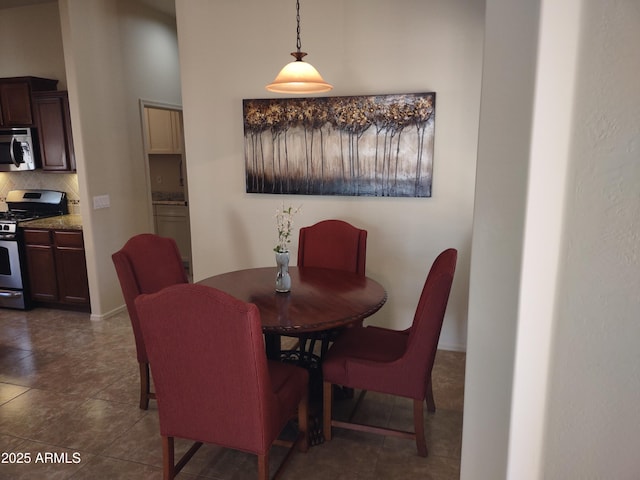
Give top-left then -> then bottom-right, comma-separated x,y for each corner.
277,330 -> 352,446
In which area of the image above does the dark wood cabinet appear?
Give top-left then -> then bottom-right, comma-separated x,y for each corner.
23,228 -> 89,308
0,77 -> 58,127
34,91 -> 76,171
23,230 -> 58,303
53,230 -> 89,304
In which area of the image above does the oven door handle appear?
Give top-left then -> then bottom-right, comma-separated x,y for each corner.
0,290 -> 22,299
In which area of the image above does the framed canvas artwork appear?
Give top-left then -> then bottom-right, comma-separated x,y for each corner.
243,92 -> 435,197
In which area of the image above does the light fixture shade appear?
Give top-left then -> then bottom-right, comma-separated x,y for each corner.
266,60 -> 333,94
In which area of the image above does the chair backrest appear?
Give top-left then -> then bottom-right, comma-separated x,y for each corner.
112,233 -> 188,363
405,248 -> 457,397
297,219 -> 367,275
135,283 -> 279,454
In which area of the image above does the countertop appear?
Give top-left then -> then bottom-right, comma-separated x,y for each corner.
152,200 -> 188,206
20,214 -> 83,231
151,191 -> 186,206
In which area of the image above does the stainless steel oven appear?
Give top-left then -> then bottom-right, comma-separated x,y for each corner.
0,128 -> 37,172
0,189 -> 68,309
0,237 -> 26,309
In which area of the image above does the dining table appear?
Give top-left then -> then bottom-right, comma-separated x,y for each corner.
197,265 -> 387,445
197,265 -> 387,359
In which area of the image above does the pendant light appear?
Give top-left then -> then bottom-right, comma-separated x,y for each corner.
265,0 -> 333,94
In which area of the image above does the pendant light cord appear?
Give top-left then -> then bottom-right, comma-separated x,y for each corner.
296,0 -> 302,53
290,0 -> 306,61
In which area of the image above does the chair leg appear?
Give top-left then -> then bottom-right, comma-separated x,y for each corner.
323,381 -> 333,441
425,375 -> 436,413
413,399 -> 428,457
298,389 -> 309,452
258,453 -> 269,480
139,362 -> 150,410
162,436 -> 175,480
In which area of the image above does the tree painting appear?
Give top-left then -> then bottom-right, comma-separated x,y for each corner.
243,92 -> 435,197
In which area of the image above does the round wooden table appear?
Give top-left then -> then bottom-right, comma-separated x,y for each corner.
198,266 -> 386,445
197,266 -> 387,335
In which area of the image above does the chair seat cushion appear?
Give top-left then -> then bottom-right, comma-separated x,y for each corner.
322,326 -> 408,391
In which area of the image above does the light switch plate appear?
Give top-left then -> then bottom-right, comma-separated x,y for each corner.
93,194 -> 110,209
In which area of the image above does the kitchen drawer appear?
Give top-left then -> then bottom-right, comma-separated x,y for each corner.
23,229 -> 52,245
154,204 -> 188,217
54,230 -> 84,248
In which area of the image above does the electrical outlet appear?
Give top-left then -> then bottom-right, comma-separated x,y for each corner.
93,194 -> 111,209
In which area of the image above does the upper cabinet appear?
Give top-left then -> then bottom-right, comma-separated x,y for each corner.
0,77 -> 58,127
144,107 -> 183,154
34,91 -> 76,172
0,76 -> 76,172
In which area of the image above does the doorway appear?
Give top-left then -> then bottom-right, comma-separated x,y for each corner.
139,100 -> 192,277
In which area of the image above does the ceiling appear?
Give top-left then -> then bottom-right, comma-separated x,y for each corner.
0,0 -> 176,17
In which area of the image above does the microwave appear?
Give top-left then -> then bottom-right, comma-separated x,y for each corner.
0,128 -> 37,172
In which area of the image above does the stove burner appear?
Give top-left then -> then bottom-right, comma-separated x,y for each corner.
1,189 -> 68,236
3,189 -> 68,223
0,211 -> 39,223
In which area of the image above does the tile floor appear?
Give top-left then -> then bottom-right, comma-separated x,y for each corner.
0,307 -> 465,479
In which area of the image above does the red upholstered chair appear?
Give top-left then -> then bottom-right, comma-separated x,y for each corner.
291,219 -> 368,360
112,233 -> 188,410
322,248 -> 457,457
135,283 -> 309,480
297,219 -> 367,276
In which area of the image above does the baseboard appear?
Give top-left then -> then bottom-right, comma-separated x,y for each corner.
437,342 -> 467,353
90,304 -> 126,322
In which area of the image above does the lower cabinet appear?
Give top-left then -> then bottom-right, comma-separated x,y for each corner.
153,204 -> 191,274
23,228 -> 90,308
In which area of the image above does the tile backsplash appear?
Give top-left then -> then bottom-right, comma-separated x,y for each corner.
0,171 -> 80,214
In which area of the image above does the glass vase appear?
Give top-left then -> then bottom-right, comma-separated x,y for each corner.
275,251 -> 291,293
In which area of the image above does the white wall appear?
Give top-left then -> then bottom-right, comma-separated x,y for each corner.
59,0 -> 133,316
463,0 -> 640,478
542,0 -> 640,477
461,0 -> 539,476
507,0 -> 581,477
58,0 -> 181,317
176,0 -> 485,350
0,2 -> 67,87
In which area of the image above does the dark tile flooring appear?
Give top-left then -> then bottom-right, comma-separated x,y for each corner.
0,307 -> 464,479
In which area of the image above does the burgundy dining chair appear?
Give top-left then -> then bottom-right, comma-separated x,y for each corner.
112,233 -> 188,410
135,283 -> 309,480
322,248 -> 457,457
294,219 -> 368,357
297,219 -> 367,276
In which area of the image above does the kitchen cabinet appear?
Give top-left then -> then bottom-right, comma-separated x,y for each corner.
34,91 -> 76,171
23,228 -> 89,309
153,204 -> 191,273
145,107 -> 182,154
23,230 -> 57,303
0,77 -> 58,127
